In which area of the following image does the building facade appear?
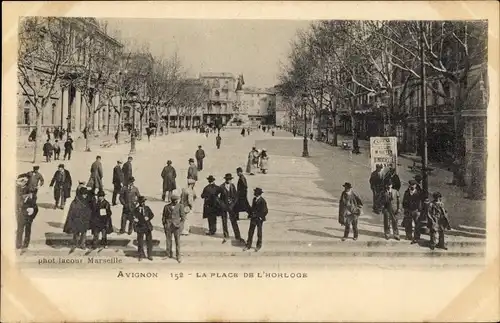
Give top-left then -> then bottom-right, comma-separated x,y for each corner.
199,72 -> 237,125
241,87 -> 276,126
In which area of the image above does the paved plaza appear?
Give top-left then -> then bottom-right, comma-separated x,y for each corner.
15,129 -> 486,267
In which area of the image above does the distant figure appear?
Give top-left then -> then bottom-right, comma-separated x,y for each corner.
63,137 -> 74,160
187,158 -> 198,187
114,131 -> 119,144
241,128 -> 246,137
28,129 -> 37,142
83,127 -> 88,140
246,128 -> 250,136
259,149 -> 269,174
180,179 -> 197,235
216,135 -> 222,149
271,129 -> 275,136
42,139 -> 53,162
53,140 -> 61,160
195,145 -> 206,171
309,132 -> 313,141
49,163 -> 72,210
161,160 -> 177,203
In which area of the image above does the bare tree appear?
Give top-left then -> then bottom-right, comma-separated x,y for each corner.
18,17 -> 90,162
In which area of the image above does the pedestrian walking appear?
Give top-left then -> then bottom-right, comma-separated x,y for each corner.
309,132 -> 314,141
427,192 -> 451,250
187,158 -> 198,187
246,128 -> 250,136
162,191 -> 185,263
17,166 -> 44,203
43,139 -> 53,162
180,179 -> 197,235
114,131 -> 119,144
122,156 -> 133,186
132,196 -> 155,261
63,187 -> 92,251
83,127 -> 88,140
234,167 -> 251,219
379,181 -> 401,240
161,160 -> 177,203
369,164 -> 384,213
271,129 -> 275,136
112,160 -> 124,206
63,136 -> 74,160
16,188 -> 38,250
54,127 -> 60,140
338,182 -> 363,241
195,145 -> 206,171
49,163 -> 72,209
53,139 -> 61,160
46,128 -> 51,141
201,175 -> 223,235
259,149 -> 269,174
402,180 -> 423,242
241,128 -> 246,137
246,147 -> 259,175
87,155 -> 104,193
216,134 -> 222,149
119,177 -> 141,235
90,190 -> 113,249
243,187 -> 268,252
220,173 -> 245,244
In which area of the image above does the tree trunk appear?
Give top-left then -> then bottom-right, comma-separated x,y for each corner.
350,100 -> 360,153
332,113 -> 338,147
166,113 -> 171,134
139,113 -> 144,140
32,110 -> 43,163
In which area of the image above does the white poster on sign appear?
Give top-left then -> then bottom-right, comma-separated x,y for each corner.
370,137 -> 398,172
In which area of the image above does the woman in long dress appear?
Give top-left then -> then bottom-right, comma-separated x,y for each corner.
259,149 -> 269,174
245,149 -> 253,174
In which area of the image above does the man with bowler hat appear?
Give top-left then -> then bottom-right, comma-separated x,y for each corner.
49,163 -> 72,209
16,188 -> 39,250
112,160 -> 124,206
90,190 -> 113,249
338,182 -> 363,241
244,187 -> 268,252
162,190 -> 185,263
234,167 -> 251,219
195,145 -> 206,171
402,179 -> 423,242
119,176 -> 141,235
379,180 -> 401,240
133,196 -> 155,261
201,175 -> 223,235
220,173 -> 245,244
122,156 -> 133,187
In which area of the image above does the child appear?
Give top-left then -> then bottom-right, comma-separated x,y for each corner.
427,192 -> 451,250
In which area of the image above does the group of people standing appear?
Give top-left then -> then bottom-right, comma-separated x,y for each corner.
338,165 -> 451,250
42,136 -> 74,162
246,147 -> 269,175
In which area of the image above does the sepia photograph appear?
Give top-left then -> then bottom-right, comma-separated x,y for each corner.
2,1 -> 499,322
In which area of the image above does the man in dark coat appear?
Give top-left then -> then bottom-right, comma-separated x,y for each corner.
215,135 -> 222,149
369,164 -> 383,212
162,191 -> 185,263
90,190 -> 113,249
187,158 -> 198,188
112,160 -> 124,206
195,145 -> 206,171
201,175 -> 223,235
219,173 -> 245,244
427,192 -> 451,250
119,176 -> 141,235
63,187 -> 92,251
122,156 -> 133,186
63,136 -> 74,160
234,167 -> 251,219
161,160 -> 177,202
378,181 -> 401,240
133,196 -> 155,261
43,139 -> 53,162
16,188 -> 39,250
243,187 -> 268,252
384,166 -> 401,191
402,180 -> 423,242
338,182 -> 363,241
88,155 -> 104,193
17,166 -> 44,203
49,163 -> 72,209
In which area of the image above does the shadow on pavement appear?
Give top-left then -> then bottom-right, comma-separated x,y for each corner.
265,190 -> 337,204
44,232 -> 132,248
38,202 -> 55,210
288,228 -> 341,239
325,226 -> 388,240
189,225 -> 225,239
47,221 -> 64,229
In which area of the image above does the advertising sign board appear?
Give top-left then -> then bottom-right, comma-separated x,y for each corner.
370,137 -> 398,172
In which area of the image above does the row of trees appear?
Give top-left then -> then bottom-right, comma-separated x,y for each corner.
18,17 -> 206,162
279,20 -> 488,184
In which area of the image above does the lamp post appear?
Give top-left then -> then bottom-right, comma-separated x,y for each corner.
302,93 -> 309,157
130,93 -> 137,155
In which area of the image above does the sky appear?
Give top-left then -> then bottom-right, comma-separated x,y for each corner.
105,19 -> 311,88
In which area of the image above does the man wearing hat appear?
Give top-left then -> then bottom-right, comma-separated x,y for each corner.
220,173 -> 245,244
369,164 -> 384,212
162,190 -> 186,263
201,175 -> 224,235
338,182 -> 363,241
402,180 -> 423,242
63,187 -> 92,251
215,134 -> 222,149
90,190 -> 113,249
195,145 -> 206,171
119,176 -> 141,235
42,138 -> 54,163
427,192 -> 451,250
112,160 -> 124,206
187,158 -> 198,187
244,187 -> 268,252
88,155 -> 104,193
161,160 -> 177,203
378,180 -> 401,240
414,174 -> 423,193
132,196 -> 155,260
180,179 -> 197,235
234,167 -> 251,219
122,156 -> 133,187
49,164 -> 72,209
63,136 -> 74,160
17,166 -> 45,204
16,188 -> 39,250
383,165 -> 401,192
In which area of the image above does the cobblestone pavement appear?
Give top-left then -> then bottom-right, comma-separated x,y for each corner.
13,128 -> 486,264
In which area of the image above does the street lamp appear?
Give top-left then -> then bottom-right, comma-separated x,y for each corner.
301,93 -> 309,157
129,93 -> 137,155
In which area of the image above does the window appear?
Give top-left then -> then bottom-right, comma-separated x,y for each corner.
23,100 -> 31,125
